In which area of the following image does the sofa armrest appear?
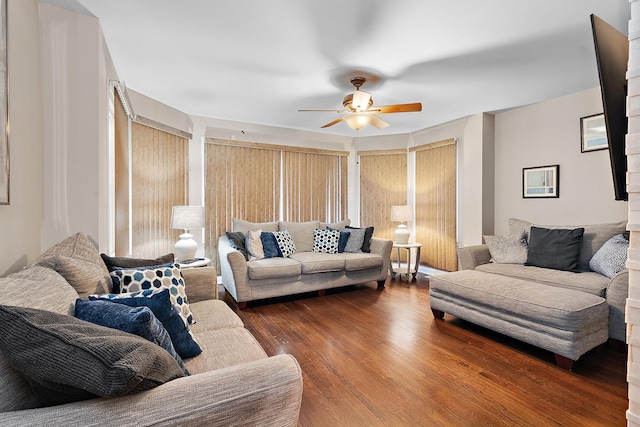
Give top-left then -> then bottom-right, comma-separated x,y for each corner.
218,236 -> 252,303
457,244 -> 491,270
370,237 -> 393,281
0,354 -> 303,427
181,266 -> 217,303
606,269 -> 629,343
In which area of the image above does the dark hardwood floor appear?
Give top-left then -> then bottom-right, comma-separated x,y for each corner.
223,274 -> 628,426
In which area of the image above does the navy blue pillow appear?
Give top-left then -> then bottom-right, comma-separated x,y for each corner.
89,289 -> 201,359
75,299 -> 189,375
260,232 -> 282,258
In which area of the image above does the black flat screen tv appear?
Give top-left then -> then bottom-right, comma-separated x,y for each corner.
591,14 -> 628,201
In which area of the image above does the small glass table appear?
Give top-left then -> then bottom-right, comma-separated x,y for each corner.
390,242 -> 422,282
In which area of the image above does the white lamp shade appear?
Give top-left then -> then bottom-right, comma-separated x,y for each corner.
170,206 -> 205,231
391,205 -> 413,222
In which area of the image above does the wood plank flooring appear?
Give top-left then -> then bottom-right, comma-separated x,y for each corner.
225,275 -> 628,426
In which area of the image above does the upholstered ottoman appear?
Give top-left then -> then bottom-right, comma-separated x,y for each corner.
429,270 -> 609,370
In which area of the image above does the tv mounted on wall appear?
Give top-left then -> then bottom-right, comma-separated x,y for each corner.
590,14 -> 628,201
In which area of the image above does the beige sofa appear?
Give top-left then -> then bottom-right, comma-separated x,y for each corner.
219,219 -> 393,308
0,233 -> 303,426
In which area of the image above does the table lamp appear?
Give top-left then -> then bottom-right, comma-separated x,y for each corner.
391,205 -> 413,244
170,206 -> 205,261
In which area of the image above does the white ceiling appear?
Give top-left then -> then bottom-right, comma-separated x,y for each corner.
48,0 -> 631,137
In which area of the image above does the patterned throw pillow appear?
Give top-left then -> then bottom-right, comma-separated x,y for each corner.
346,226 -> 375,252
589,234 -> 629,278
110,263 -> 194,325
483,233 -> 528,264
344,227 -> 366,253
273,230 -> 297,257
90,289 -> 201,359
313,229 -> 341,254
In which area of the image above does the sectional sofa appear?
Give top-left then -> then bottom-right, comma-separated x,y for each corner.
218,219 -> 393,308
0,232 -> 303,426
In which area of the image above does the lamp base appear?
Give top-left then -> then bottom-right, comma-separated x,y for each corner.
174,232 -> 198,261
394,224 -> 410,244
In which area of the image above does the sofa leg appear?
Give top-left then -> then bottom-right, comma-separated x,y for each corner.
554,354 -> 575,371
318,290 -> 326,297
431,308 -> 444,320
237,301 -> 248,310
377,279 -> 386,289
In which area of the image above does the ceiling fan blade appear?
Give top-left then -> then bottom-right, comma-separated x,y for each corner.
370,103 -> 422,114
321,117 -> 345,128
368,114 -> 390,129
298,109 -> 344,113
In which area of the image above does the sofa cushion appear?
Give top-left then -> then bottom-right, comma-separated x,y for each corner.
341,252 -> 384,271
100,253 -> 175,272
247,257 -> 302,280
232,218 -> 278,234
475,263 -> 609,296
188,299 -> 244,333
110,263 -> 195,326
278,221 -> 319,252
320,219 -> 351,230
226,231 -> 250,260
90,289 -> 202,359
260,231 -> 282,258
510,218 -> 626,271
313,229 -> 340,254
273,229 -> 297,257
484,233 -> 528,264
589,234 -> 629,278
525,226 -> 584,273
289,252 -> 345,273
0,305 -> 185,407
74,299 -> 189,375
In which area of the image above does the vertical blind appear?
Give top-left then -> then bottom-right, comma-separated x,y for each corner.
413,139 -> 457,271
114,88 -> 130,256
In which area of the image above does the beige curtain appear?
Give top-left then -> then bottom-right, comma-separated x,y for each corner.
358,149 -> 408,243
129,122 -> 189,258
114,88 -> 130,256
413,139 -> 457,271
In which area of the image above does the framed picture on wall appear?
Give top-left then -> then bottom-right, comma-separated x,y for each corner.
580,113 -> 608,153
522,165 -> 559,198
0,0 -> 7,205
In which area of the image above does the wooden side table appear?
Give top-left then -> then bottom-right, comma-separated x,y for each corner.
390,243 -> 422,282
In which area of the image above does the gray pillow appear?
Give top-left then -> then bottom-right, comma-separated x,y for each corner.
589,234 -> 628,278
525,226 -> 584,272
483,233 -> 528,264
344,227 -> 366,253
0,305 -> 185,407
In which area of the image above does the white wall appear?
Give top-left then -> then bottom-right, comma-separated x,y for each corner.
493,87 -> 627,235
0,0 -> 43,276
39,3 -> 117,251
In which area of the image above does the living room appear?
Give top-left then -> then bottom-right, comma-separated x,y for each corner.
0,0 -> 636,425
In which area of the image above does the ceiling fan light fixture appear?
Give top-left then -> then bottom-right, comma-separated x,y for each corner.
351,90 -> 372,112
344,113 -> 371,131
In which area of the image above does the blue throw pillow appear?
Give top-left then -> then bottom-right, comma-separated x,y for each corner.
260,232 -> 282,258
75,299 -> 189,375
89,289 -> 201,359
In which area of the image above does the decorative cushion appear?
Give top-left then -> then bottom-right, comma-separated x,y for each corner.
90,289 -> 202,359
344,227 -> 366,253
346,226 -> 374,253
589,234 -> 629,278
525,226 -> 585,272
74,299 -> 189,375
313,229 -> 341,254
110,263 -> 195,326
0,305 -> 185,407
246,229 -> 265,260
278,221 -> 319,252
100,253 -> 175,272
273,230 -> 297,257
232,218 -> 278,234
338,231 -> 351,253
225,231 -> 249,260
260,232 -> 282,258
483,233 -> 528,264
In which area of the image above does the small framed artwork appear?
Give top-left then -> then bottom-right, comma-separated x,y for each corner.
523,165 -> 559,198
580,113 -> 608,153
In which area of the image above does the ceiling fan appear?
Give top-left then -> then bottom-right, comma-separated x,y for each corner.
298,77 -> 422,131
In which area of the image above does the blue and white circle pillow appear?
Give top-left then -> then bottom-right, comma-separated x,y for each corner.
110,263 -> 194,325
313,229 -> 340,254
